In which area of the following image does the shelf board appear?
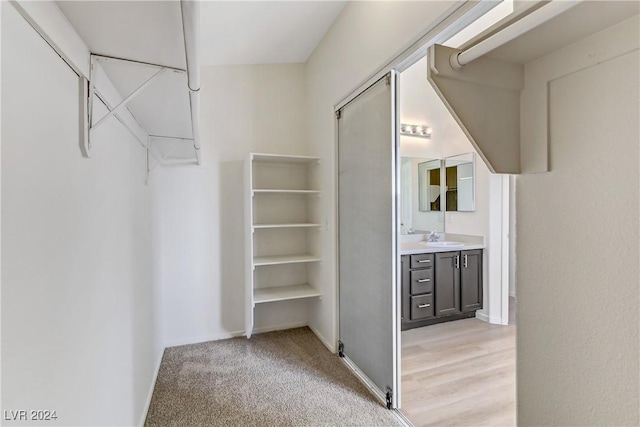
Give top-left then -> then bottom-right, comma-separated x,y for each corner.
253,254 -> 321,266
254,284 -> 321,304
254,223 -> 321,229
252,153 -> 320,163
253,189 -> 320,195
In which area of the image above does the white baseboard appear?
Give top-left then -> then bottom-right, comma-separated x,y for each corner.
252,321 -> 308,335
308,324 -> 335,353
164,330 -> 246,348
476,311 -> 490,323
476,311 -> 506,325
164,322 -> 315,349
139,347 -> 164,427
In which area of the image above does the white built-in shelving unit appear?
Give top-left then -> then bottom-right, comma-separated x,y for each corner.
245,153 -> 321,338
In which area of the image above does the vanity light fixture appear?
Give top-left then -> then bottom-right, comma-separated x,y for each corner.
400,123 -> 432,138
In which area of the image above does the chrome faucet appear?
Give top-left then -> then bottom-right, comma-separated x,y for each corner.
428,230 -> 440,242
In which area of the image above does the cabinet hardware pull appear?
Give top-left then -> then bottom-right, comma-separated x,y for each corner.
455,255 -> 460,269
417,259 -> 431,263
417,279 -> 430,283
464,254 -> 468,268
418,303 -> 431,308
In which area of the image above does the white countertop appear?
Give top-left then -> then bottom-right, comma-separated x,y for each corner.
400,233 -> 485,255
401,241 -> 485,255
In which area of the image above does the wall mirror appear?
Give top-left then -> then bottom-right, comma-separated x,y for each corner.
418,160 -> 442,212
445,152 -> 475,212
400,157 -> 444,234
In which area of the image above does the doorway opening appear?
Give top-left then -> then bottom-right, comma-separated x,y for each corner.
334,1 -> 517,422
397,53 -> 516,426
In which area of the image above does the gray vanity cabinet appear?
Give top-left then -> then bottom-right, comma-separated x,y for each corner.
460,249 -> 483,312
402,249 -> 482,330
435,252 -> 461,317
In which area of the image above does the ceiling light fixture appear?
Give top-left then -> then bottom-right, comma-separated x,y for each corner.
400,123 -> 432,138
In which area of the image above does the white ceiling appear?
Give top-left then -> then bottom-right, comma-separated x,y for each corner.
57,1 -> 346,67
57,1 -> 186,68
200,1 -> 346,65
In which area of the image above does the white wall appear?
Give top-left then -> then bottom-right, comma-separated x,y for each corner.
517,16 -> 639,425
152,64 -> 311,346
1,4 -> 160,426
305,1 -> 459,350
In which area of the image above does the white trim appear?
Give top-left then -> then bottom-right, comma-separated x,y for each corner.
486,174 -> 511,326
163,331 -> 245,348
392,409 -> 415,427
392,71 -> 402,409
333,102 -> 341,379
139,347 -> 164,427
390,70 -> 400,410
501,174 -> 511,326
252,321 -> 309,336
475,311 -> 489,322
476,309 -> 489,322
476,311 -> 503,325
309,324 -> 335,353
163,321 -> 312,349
335,1 -> 499,110
341,355 -> 387,407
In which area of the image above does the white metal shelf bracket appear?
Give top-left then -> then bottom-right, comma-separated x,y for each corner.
85,54 -> 200,168
90,67 -> 166,133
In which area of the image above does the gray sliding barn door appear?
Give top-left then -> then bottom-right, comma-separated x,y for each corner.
337,72 -> 399,409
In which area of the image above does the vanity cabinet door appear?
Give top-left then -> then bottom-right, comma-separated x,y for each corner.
435,252 -> 461,316
461,250 -> 483,312
401,255 -> 410,322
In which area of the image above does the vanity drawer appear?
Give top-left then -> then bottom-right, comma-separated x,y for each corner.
410,253 -> 434,269
410,294 -> 434,320
410,269 -> 433,294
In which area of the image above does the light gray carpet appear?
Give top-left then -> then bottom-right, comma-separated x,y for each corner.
144,327 -> 402,427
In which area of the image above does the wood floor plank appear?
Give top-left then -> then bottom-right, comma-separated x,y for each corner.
401,299 -> 516,427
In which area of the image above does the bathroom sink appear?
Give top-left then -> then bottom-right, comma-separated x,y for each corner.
422,241 -> 464,248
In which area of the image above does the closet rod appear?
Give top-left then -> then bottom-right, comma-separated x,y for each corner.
180,0 -> 202,165
450,0 -> 581,69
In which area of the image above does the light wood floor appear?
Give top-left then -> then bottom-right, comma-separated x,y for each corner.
400,298 -> 516,427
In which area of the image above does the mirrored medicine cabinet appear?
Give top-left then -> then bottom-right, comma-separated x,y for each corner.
400,153 -> 476,234
444,153 -> 475,212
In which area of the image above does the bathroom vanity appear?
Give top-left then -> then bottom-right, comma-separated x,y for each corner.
401,239 -> 483,331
